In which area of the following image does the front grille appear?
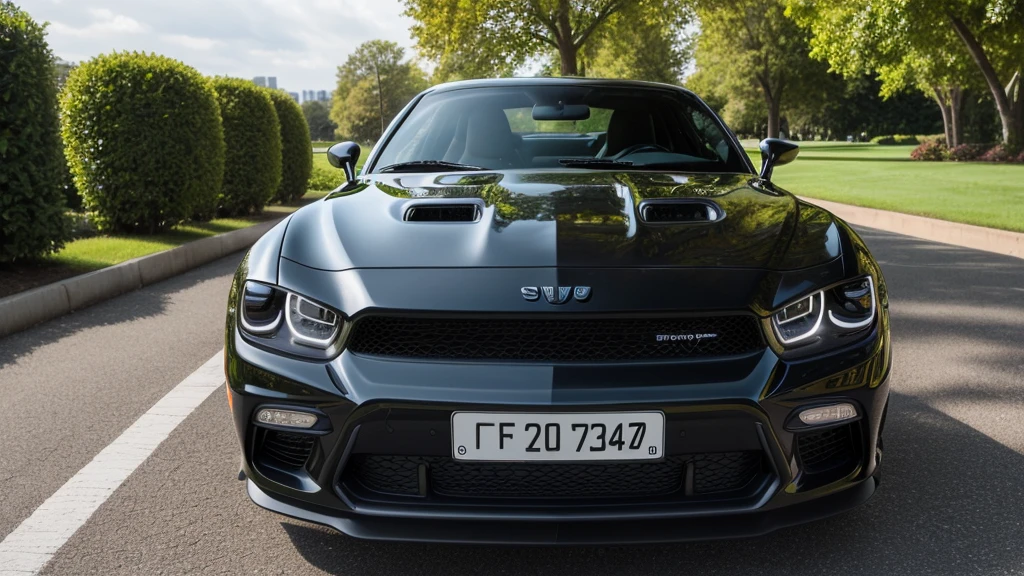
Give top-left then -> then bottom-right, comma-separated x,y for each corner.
346,315 -> 763,362
257,430 -> 315,469
797,424 -> 857,474
346,452 -> 763,500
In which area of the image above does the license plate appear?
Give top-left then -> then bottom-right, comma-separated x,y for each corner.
451,411 -> 665,461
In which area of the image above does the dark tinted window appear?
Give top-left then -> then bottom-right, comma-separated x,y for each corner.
370,84 -> 749,174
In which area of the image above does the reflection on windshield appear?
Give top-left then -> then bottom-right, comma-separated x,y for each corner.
370,84 -> 749,174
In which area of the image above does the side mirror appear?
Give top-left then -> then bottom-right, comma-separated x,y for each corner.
327,141 -> 361,183
758,138 -> 799,181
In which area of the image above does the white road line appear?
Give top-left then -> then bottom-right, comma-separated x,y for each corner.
0,352 -> 225,575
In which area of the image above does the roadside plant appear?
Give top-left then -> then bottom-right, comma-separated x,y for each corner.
61,52 -> 224,232
948,144 -> 987,162
0,1 -> 70,261
211,77 -> 282,215
910,140 -> 948,161
265,90 -> 312,203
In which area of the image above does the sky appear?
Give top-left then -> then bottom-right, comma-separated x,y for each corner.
19,0 -> 416,93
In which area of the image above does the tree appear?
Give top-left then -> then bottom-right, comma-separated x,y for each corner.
586,3 -> 694,83
787,0 -> 1024,148
0,1 -> 70,261
403,0 -> 691,79
302,100 -> 337,141
330,40 -> 427,143
694,0 -> 831,138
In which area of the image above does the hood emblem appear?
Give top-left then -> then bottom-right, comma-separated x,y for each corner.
522,286 -> 591,304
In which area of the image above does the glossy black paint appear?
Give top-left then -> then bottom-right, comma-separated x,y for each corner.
758,138 -> 800,180
226,77 -> 891,544
327,141 -> 361,182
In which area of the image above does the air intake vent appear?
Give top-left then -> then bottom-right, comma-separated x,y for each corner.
404,204 -> 480,222
639,200 -> 723,224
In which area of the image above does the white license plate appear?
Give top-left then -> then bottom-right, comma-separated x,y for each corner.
451,411 -> 665,461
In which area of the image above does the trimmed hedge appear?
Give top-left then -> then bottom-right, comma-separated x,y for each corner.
61,52 -> 224,232
308,164 -> 342,192
870,134 -> 920,146
266,90 -> 312,203
910,140 -> 948,161
211,78 -> 281,215
0,2 -> 70,261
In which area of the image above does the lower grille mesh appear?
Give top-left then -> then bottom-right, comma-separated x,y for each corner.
258,430 -> 315,469
347,452 -> 762,499
346,315 -> 764,362
797,424 -> 857,474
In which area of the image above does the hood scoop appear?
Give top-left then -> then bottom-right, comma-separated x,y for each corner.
404,203 -> 481,222
639,200 -> 724,224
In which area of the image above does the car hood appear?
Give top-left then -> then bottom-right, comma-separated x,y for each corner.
280,170 -> 840,271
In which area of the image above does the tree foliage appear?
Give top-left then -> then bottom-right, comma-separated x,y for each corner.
266,89 -> 312,203
693,0 -> 831,138
586,3 -> 694,83
787,0 -> 1024,148
302,100 -> 337,141
61,52 -> 224,233
0,1 -> 70,261
211,77 -> 281,216
330,40 -> 427,143
404,0 -> 691,79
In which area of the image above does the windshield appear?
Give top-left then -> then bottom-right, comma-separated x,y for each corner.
369,84 -> 749,174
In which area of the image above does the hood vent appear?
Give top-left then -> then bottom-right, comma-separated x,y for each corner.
639,200 -> 724,224
403,204 -> 481,222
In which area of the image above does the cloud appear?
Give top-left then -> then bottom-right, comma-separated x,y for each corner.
23,0 -> 416,92
48,8 -> 147,38
161,34 -> 222,51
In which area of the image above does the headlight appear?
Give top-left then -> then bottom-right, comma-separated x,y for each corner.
238,281 -> 344,359
771,276 -> 876,350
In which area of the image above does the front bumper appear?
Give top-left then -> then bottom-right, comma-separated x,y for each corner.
227,313 -> 891,543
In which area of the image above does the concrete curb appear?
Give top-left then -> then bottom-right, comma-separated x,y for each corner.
0,218 -> 281,339
802,197 -> 1024,261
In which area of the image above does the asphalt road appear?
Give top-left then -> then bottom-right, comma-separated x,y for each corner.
1,227 -> 1023,575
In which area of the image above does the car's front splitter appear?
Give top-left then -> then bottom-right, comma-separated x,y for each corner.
246,476 -> 876,545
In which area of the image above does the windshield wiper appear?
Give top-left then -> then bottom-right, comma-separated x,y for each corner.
558,158 -> 634,169
378,160 -> 486,173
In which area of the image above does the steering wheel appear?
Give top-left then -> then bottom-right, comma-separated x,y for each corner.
612,143 -> 671,159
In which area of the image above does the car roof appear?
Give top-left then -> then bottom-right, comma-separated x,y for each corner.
425,76 -> 698,97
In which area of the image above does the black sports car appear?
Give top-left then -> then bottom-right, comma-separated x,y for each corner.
226,78 -> 890,544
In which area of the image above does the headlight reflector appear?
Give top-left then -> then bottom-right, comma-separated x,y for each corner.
286,293 -> 340,347
771,275 -> 877,350
238,281 -> 343,356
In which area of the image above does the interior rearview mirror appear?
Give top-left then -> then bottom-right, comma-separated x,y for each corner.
532,103 -> 590,121
327,141 -> 361,183
758,138 -> 799,181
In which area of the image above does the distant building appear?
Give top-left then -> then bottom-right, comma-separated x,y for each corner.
288,92 -> 299,103
316,90 -> 329,102
253,76 -> 267,87
268,77 -> 278,90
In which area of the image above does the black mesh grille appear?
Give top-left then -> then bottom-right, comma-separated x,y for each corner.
797,424 -> 857,474
347,452 -> 762,499
346,315 -> 764,362
258,430 -> 315,469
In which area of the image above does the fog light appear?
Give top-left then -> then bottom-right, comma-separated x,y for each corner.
255,408 -> 318,429
798,403 -> 857,426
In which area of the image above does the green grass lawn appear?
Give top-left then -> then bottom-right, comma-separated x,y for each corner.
744,142 -> 1024,233
47,191 -> 327,270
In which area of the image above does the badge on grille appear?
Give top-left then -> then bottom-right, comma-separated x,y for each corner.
522,286 -> 591,304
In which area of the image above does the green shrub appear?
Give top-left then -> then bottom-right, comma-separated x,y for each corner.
870,134 -> 919,146
61,52 -> 224,232
266,90 -> 312,203
308,164 -> 343,192
0,2 -> 70,261
211,77 -> 281,215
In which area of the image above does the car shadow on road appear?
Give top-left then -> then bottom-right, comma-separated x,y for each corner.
0,254 -> 240,370
280,391 -> 1024,576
